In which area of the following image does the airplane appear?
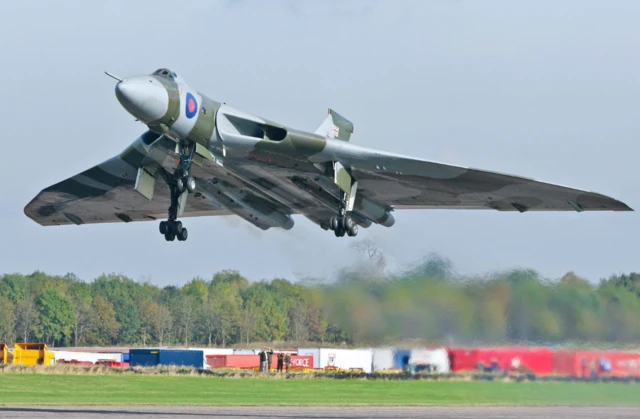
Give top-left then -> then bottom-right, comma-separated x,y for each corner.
24,68 -> 632,242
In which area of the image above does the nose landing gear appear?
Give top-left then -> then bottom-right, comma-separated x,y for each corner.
176,142 -> 197,194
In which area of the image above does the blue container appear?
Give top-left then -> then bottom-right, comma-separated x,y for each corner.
129,349 -> 159,367
129,349 -> 204,368
122,352 -> 130,362
393,349 -> 411,369
158,350 -> 203,368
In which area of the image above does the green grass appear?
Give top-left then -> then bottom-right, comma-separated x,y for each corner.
0,374 -> 639,406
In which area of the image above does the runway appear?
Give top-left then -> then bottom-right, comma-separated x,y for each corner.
0,406 -> 639,419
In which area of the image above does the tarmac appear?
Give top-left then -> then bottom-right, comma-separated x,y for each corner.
0,406 -> 639,419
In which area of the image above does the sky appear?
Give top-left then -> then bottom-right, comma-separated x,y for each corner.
0,0 -> 638,285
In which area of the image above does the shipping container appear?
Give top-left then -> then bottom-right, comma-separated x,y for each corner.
207,354 -> 260,369
552,350 -> 640,378
206,354 -> 313,370
448,347 -> 479,372
297,348 -> 320,368
129,349 -> 204,368
372,348 -> 394,371
52,350 -> 122,364
13,343 -> 54,366
393,349 -> 412,369
298,348 -> 374,372
409,348 -> 450,373
448,347 -> 552,375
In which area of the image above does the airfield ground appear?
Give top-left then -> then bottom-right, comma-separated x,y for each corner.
0,374 -> 639,406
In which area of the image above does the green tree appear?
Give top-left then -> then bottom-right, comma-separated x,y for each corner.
85,296 -> 120,345
14,298 -> 39,342
0,274 -> 30,303
70,282 -> 92,346
36,289 -> 75,346
0,296 -> 16,343
91,274 -> 141,343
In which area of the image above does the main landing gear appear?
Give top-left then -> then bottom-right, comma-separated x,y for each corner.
329,213 -> 358,237
329,190 -> 358,238
159,142 -> 196,242
159,219 -> 188,241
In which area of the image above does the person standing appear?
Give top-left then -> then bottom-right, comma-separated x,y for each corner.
277,352 -> 284,373
266,347 -> 274,372
284,353 -> 291,373
259,348 -> 268,372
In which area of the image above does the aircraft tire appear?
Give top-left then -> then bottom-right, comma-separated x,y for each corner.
159,221 -> 168,235
344,216 -> 355,230
176,178 -> 185,194
186,176 -> 196,193
164,232 -> 175,242
347,224 -> 358,237
178,228 -> 188,242
169,221 -> 182,235
330,217 -> 338,231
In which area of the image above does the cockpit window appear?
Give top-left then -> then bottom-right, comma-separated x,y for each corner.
152,68 -> 178,81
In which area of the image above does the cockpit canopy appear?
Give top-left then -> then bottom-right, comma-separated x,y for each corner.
152,68 -> 178,81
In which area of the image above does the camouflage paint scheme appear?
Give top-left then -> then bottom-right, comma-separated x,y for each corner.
24,69 -> 632,233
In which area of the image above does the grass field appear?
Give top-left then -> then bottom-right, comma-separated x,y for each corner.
0,374 -> 639,406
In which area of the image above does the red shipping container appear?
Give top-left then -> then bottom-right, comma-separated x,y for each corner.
285,355 -> 313,370
207,354 -> 260,369
478,347 -> 553,375
448,347 -> 553,375
448,348 -> 478,372
552,350 -> 640,378
206,354 -> 313,370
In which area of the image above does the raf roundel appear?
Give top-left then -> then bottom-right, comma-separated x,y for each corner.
185,92 -> 198,119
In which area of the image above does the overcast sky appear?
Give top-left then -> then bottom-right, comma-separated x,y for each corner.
1,0 -> 638,285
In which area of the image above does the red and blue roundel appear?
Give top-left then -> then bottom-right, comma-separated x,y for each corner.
185,93 -> 198,119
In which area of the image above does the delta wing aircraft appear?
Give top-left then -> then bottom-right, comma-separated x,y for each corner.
25,69 -> 632,241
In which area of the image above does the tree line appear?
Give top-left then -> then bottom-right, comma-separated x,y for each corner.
1,253 -> 639,348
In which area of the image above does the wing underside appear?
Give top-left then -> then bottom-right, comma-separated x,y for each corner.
24,157 -> 230,226
340,151 -> 632,212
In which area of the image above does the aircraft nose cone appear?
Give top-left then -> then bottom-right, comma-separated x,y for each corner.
115,77 -> 169,123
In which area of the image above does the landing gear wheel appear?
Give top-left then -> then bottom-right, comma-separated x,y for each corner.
164,232 -> 175,242
159,221 -> 168,235
186,176 -> 196,193
344,216 -> 355,231
330,217 -> 339,231
347,224 -> 358,237
177,228 -> 188,242
176,178 -> 185,194
334,228 -> 345,237
172,220 -> 183,235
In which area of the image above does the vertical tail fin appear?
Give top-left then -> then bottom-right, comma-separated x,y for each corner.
314,108 -> 354,141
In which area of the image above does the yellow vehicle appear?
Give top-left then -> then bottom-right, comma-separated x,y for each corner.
0,343 -> 11,364
12,343 -> 54,366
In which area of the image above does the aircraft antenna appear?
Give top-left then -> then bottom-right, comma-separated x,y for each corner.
104,71 -> 123,82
